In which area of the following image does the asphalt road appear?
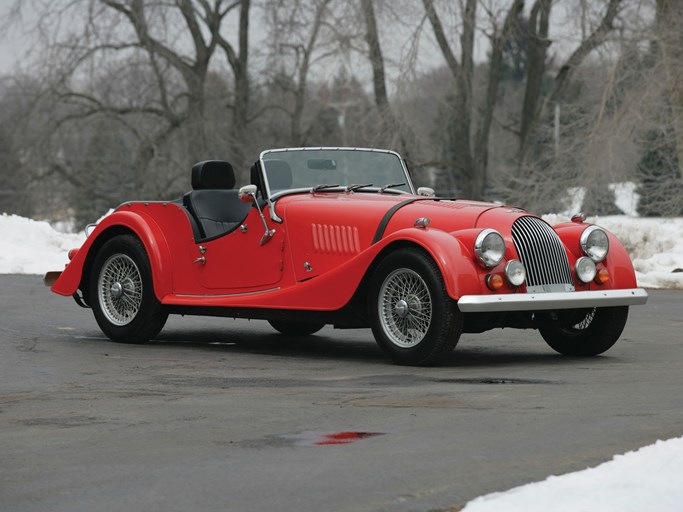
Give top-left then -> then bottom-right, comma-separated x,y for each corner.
1,275 -> 682,512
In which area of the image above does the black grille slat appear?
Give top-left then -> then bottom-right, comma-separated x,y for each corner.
512,216 -> 573,291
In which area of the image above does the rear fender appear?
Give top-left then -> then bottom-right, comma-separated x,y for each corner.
51,211 -> 173,301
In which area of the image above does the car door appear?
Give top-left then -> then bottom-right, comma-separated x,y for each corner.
189,207 -> 285,290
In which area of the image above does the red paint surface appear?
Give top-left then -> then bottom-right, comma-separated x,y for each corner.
314,432 -> 383,445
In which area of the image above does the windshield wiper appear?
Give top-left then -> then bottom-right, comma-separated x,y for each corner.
346,183 -> 374,192
379,182 -> 406,193
311,183 -> 341,192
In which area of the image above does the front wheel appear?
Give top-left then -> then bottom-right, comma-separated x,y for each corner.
369,248 -> 462,366
89,235 -> 168,344
538,306 -> 629,356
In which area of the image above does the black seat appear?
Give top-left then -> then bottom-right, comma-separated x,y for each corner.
183,160 -> 252,241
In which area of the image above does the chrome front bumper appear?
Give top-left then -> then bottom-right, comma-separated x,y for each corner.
457,288 -> 648,313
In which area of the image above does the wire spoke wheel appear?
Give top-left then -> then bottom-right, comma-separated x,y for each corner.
369,248 -> 462,366
98,253 -> 143,326
379,268 -> 433,348
539,306 -> 629,356
558,308 -> 597,336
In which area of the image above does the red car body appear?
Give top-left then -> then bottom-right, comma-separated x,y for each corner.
47,147 -> 648,365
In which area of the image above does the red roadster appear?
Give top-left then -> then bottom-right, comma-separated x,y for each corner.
46,148 -> 648,365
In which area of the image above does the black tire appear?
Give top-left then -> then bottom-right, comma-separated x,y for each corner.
369,248 -> 462,366
268,320 -> 325,336
89,234 -> 168,344
539,306 -> 629,356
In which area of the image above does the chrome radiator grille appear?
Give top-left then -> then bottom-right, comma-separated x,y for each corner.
511,216 -> 574,292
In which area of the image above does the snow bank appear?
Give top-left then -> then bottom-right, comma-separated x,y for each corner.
463,435 -> 683,512
0,213 -> 85,274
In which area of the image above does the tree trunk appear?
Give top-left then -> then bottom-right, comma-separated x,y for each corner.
518,0 -> 552,161
361,0 -> 393,134
517,0 -> 622,168
232,0 -> 251,170
474,0 -> 525,199
656,0 -> 683,178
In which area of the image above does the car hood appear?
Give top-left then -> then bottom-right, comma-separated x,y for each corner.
277,192 -> 526,243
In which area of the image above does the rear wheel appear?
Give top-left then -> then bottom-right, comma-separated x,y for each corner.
539,306 -> 628,356
268,320 -> 325,336
89,235 -> 168,343
369,248 -> 462,366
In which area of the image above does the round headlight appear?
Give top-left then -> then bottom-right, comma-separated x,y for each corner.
580,226 -> 609,262
575,256 -> 597,283
474,229 -> 505,268
505,260 -> 526,287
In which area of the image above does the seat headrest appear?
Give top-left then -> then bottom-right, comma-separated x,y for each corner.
264,160 -> 293,191
191,160 -> 235,190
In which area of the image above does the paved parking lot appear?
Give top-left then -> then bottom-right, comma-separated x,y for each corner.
2,275 -> 682,511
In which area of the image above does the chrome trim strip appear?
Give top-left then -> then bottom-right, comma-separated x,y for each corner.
175,287 -> 281,298
457,288 -> 648,313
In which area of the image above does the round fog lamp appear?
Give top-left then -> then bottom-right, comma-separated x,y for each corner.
580,226 -> 609,262
505,260 -> 526,287
575,256 -> 597,283
474,229 -> 506,268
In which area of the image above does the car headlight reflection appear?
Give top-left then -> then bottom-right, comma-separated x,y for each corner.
575,256 -> 597,283
474,229 -> 505,268
580,226 -> 609,262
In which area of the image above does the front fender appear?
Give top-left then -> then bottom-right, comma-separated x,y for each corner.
554,222 -> 638,289
377,227 -> 481,299
51,210 -> 174,301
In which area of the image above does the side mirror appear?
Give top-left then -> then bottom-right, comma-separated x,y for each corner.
238,184 -> 275,245
417,187 -> 435,197
239,184 -> 258,203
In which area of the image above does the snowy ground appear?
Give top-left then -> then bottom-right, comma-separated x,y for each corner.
1,211 -> 682,509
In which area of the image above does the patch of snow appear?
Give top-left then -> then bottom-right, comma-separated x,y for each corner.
610,182 -> 639,217
0,213 -> 85,275
462,435 -> 683,512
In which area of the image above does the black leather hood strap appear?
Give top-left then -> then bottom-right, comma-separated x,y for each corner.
372,197 -> 444,244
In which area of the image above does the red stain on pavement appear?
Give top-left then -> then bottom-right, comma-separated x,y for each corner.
315,432 -> 383,445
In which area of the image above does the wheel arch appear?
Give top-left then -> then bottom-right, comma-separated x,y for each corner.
351,230 -> 482,312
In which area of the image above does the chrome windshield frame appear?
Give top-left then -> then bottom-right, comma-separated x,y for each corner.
258,147 -> 414,222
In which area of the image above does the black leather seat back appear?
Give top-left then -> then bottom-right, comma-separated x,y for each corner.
183,160 -> 251,241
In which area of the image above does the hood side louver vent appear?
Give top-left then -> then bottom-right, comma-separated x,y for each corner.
312,224 -> 360,255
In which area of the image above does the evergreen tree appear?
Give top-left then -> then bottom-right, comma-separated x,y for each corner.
637,125 -> 683,216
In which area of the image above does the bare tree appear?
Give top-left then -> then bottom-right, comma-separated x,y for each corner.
422,0 -> 522,199
262,0 -> 335,146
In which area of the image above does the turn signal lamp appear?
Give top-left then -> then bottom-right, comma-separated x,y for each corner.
485,274 -> 504,291
68,248 -> 79,261
595,268 -> 610,285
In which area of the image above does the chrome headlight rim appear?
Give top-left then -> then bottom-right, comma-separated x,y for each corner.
474,229 -> 506,268
504,259 -> 526,287
580,225 -> 609,262
575,256 -> 597,283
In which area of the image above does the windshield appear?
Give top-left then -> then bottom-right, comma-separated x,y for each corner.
259,148 -> 413,197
